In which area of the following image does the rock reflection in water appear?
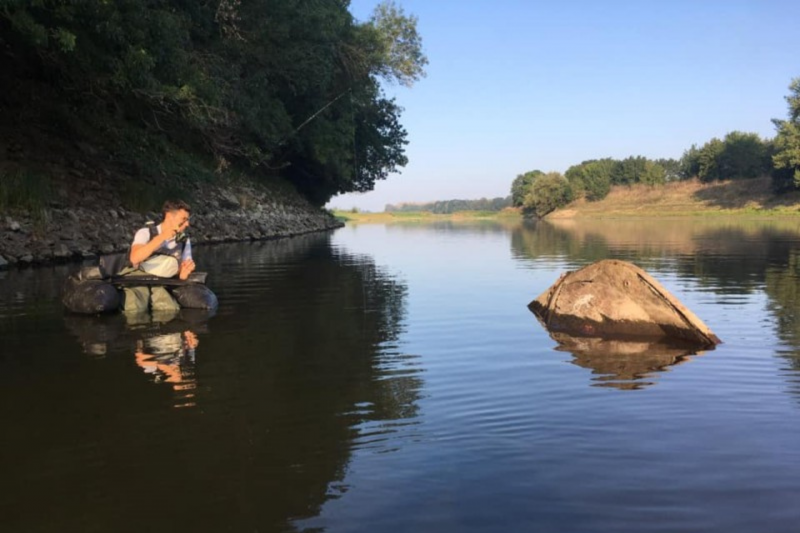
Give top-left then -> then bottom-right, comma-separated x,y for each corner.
549,332 -> 712,390
64,308 -> 213,408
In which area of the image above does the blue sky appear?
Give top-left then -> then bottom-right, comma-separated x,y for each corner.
328,0 -> 800,212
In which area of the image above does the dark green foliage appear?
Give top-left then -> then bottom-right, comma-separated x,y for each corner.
386,196 -> 512,214
772,78 -> 800,192
656,158 -> 681,181
612,156 -> 650,185
522,172 -> 572,218
510,170 -> 544,207
682,133 -> 771,182
679,145 -> 701,180
0,0 -> 427,205
718,132 -> 770,180
565,159 -> 614,201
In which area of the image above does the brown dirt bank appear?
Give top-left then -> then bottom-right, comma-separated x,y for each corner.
549,177 -> 800,219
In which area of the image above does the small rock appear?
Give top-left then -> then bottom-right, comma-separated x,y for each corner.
109,209 -> 118,219
218,190 -> 241,210
9,220 -> 20,232
76,141 -> 99,156
19,254 -> 33,263
67,211 -> 80,223
0,255 -> 7,269
99,243 -> 115,254
53,244 -> 71,258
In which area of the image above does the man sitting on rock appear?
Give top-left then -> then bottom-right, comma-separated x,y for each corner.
121,200 -> 196,313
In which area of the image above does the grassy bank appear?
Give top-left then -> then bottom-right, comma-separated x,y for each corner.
332,209 -> 522,224
550,177 -> 800,218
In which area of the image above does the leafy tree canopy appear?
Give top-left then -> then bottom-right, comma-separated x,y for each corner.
510,170 -> 544,207
0,0 -> 427,205
522,172 -> 572,218
772,78 -> 800,192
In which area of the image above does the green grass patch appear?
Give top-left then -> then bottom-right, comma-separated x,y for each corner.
0,169 -> 53,213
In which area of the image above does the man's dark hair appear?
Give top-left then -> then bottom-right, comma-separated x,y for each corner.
162,199 -> 191,215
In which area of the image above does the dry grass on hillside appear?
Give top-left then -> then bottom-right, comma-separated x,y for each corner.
550,177 -> 800,218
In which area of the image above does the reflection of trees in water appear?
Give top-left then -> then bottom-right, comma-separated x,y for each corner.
765,250 -> 800,369
3,233 -> 419,533
194,233 -> 421,531
384,219 -> 518,236
513,219 -> 800,384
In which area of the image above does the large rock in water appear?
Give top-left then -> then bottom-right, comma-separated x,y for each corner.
529,259 -> 721,346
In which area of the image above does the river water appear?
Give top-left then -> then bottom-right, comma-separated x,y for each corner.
2,218 -> 800,532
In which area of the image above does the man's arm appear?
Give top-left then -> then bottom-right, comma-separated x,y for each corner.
129,229 -> 169,266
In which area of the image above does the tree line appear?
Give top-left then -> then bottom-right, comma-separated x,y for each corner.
512,78 -> 800,217
386,196 -> 512,214
0,0 -> 427,205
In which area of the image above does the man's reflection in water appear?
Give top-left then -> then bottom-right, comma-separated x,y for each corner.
133,329 -> 199,408
66,309 -> 210,408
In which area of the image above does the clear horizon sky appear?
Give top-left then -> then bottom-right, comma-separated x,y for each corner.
328,0 -> 800,212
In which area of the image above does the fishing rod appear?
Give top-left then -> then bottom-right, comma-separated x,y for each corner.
279,87 -> 353,145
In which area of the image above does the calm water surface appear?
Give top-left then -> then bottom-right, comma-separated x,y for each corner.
2,218 -> 800,532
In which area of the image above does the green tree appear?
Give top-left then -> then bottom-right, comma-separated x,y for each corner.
0,0 -> 428,206
366,1 -> 429,87
640,160 -> 666,185
772,78 -> 800,192
522,172 -> 572,218
656,158 -> 681,181
612,156 -> 648,185
680,145 -> 701,180
566,159 -> 614,201
719,131 -> 770,180
510,170 -> 544,207
696,138 -> 725,182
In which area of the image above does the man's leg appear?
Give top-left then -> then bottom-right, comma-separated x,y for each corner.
150,286 -> 180,312
118,268 -> 151,314
122,286 -> 151,314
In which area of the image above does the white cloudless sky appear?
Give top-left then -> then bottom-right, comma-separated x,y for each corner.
327,0 -> 800,212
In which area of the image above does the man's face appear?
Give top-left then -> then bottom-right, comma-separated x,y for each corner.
166,209 -> 191,232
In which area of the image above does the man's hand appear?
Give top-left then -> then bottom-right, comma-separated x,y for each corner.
161,219 -> 181,240
179,259 -> 196,280
183,330 -> 199,350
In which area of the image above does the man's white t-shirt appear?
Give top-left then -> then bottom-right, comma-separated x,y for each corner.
131,224 -> 192,262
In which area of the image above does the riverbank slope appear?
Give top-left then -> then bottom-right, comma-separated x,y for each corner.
0,128 -> 342,269
549,177 -> 800,218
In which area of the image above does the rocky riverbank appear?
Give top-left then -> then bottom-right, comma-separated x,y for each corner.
0,176 -> 343,269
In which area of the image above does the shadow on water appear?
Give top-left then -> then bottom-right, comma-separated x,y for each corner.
513,218 -> 800,389
0,232 -> 423,533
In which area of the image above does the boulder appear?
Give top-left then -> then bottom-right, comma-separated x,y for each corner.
529,259 -> 721,346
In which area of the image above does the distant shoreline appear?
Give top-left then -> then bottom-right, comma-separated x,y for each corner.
335,177 -> 800,224
331,209 -> 522,223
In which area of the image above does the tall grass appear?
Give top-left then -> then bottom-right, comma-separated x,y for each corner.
0,170 -> 53,212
